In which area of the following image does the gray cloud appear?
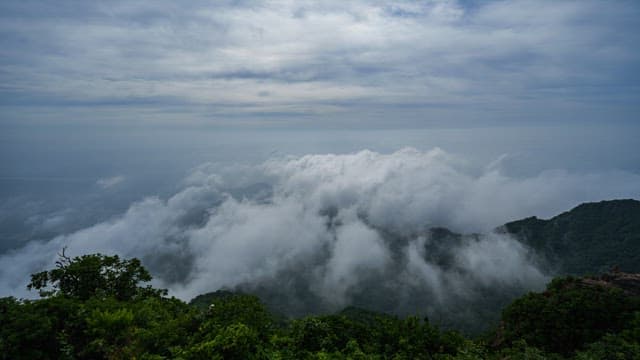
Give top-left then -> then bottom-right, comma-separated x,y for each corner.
1,148 -> 639,330
1,0 -> 638,127
96,175 -> 125,189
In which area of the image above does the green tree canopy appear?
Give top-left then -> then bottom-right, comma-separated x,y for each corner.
27,249 -> 166,301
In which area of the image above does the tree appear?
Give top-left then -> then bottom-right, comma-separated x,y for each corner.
179,293 -> 273,359
498,277 -> 640,355
27,249 -> 166,301
0,297 -> 56,359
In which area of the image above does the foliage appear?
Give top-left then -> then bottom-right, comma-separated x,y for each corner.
283,310 -> 462,359
0,297 -> 57,359
27,250 -> 166,300
498,276 -> 640,356
3,252 -> 640,359
574,334 -> 640,360
502,199 -> 640,274
572,311 -> 640,360
189,289 -> 238,311
179,293 -> 274,359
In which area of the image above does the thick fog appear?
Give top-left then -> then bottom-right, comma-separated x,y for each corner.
2,136 -> 640,328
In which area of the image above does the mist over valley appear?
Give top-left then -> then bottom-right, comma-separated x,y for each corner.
2,143 -> 639,331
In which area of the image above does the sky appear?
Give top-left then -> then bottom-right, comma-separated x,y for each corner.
1,0 -> 639,128
0,1 -> 639,317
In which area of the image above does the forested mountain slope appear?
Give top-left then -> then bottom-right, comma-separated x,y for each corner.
499,199 -> 640,275
2,252 -> 639,359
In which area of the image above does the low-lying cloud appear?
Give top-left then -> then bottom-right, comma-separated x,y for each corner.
1,148 -> 639,329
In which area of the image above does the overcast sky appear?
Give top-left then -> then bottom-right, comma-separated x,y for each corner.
1,1 -> 640,308
1,0 -> 639,128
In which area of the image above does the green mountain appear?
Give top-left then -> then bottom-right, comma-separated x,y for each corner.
499,199 -> 640,275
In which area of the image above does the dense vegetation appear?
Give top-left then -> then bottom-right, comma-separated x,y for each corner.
2,251 -> 639,359
500,199 -> 640,275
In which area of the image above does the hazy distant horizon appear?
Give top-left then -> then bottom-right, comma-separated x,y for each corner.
2,122 -> 639,251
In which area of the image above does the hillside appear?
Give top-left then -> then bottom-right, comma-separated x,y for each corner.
496,270 -> 640,357
3,251 -> 639,359
499,199 -> 640,275
188,199 -> 640,333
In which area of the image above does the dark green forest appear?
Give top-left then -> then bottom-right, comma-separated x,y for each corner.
2,251 -> 639,359
500,199 -> 640,275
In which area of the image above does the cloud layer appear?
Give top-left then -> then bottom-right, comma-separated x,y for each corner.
1,0 -> 638,126
1,148 -> 639,328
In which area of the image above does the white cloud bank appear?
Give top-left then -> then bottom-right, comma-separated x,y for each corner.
1,148 -> 639,321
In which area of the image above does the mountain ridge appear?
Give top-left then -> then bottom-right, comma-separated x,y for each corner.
189,199 -> 640,333
498,198 -> 640,275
